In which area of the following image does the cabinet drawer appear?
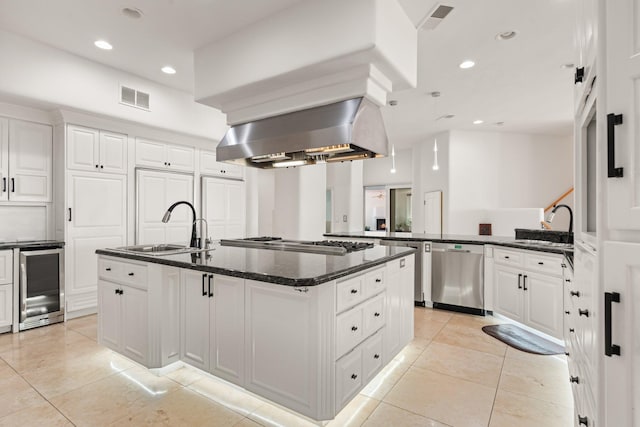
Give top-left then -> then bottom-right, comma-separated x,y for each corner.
524,253 -> 563,277
336,307 -> 363,358
335,347 -> 363,411
362,331 -> 384,383
98,257 -> 148,289
362,294 -> 385,336
336,276 -> 364,313
363,268 -> 385,297
494,248 -> 523,267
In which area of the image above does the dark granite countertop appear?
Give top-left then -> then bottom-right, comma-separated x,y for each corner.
96,244 -> 416,287
0,240 -> 65,250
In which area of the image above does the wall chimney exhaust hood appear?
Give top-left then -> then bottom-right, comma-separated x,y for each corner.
216,97 -> 388,169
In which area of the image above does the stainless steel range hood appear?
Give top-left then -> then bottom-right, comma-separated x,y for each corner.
216,97 -> 388,169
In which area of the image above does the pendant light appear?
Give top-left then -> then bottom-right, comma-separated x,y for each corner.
390,144 -> 396,174
431,91 -> 441,172
432,139 -> 439,170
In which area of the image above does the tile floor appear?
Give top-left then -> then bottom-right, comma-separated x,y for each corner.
0,308 -> 574,426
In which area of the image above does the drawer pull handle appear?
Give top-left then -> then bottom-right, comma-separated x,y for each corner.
579,309 -> 590,317
504,256 -> 510,259
294,287 -> 309,293
128,272 -> 134,276
202,274 -> 207,296
565,279 -> 571,282
523,275 -> 528,291
374,312 -> 381,317
208,274 -> 213,298
351,374 -> 358,380
517,273 -> 522,289
351,326 -> 358,332
106,267 -> 111,271
569,376 -> 580,384
375,278 -> 382,283
578,415 -> 588,426
538,261 -> 544,265
374,354 -> 380,359
570,291 -> 581,297
95,164 -> 99,168
569,328 -> 575,333
350,289 -> 358,294
605,291 -> 621,357
565,352 -> 570,356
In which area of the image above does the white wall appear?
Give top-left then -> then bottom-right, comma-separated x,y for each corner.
326,161 -> 364,233
363,147 -> 412,186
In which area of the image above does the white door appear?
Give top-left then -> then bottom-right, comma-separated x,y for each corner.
67,125 -> 99,172
181,269 -> 210,371
136,169 -> 194,245
66,172 -> 127,311
524,273 -> 563,339
99,131 -> 127,174
605,0 -> 640,230
423,191 -> 442,234
8,120 -> 52,202
603,241 -> 640,427
121,285 -> 148,365
493,266 -> 524,323
202,176 -> 246,240
0,118 -> 7,202
98,280 -> 122,351
210,275 -> 244,384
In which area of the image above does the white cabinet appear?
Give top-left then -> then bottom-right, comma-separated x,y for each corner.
201,176 -> 246,240
200,150 -> 244,179
0,250 -> 12,330
492,247 -> 564,340
136,138 -> 195,172
97,258 -> 148,365
66,172 -> 127,313
0,118 -> 52,202
67,125 -> 127,174
0,250 -> 12,285
384,255 -> 414,361
136,169 -> 194,245
181,269 -> 245,384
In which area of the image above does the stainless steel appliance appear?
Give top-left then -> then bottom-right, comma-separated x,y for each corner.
380,240 -> 430,306
431,242 -> 484,315
19,245 -> 65,330
220,237 -> 373,255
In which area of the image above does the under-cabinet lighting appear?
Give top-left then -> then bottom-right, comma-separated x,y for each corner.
272,159 -> 307,168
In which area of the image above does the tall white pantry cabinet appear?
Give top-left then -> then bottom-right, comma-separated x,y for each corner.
572,1 -> 640,426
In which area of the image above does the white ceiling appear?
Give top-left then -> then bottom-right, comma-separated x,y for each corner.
0,0 -> 576,147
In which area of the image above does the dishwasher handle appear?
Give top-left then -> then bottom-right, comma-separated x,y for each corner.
445,249 -> 471,253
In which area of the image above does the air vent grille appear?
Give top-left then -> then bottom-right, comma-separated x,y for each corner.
417,4 -> 454,30
120,85 -> 151,110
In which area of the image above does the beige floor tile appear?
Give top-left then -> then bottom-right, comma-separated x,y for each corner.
23,349 -> 135,399
363,402 -> 451,427
414,307 -> 454,323
65,314 -> 97,329
433,322 -> 507,357
233,418 -> 263,427
247,401 -> 318,427
0,401 -> 72,427
448,313 -> 506,328
383,366 -> 496,427
414,319 -> 447,340
188,375 -> 265,417
489,389 -> 573,427
326,394 -> 380,427
413,341 -> 504,387
0,371 -> 47,418
505,346 -> 567,363
360,359 -> 411,401
69,323 -> 98,341
393,337 -> 430,364
109,387 -> 244,426
51,366 -> 181,426
499,355 -> 573,408
0,324 -> 86,354
165,365 -> 207,386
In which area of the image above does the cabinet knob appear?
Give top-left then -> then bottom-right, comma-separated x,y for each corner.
565,311 -> 570,315
565,352 -> 570,356
569,376 -> 580,384
95,164 -> 99,168
565,279 -> 571,282
504,256 -> 509,259
569,328 -> 575,333
167,162 -> 171,166
374,354 -> 380,359
350,289 -> 358,294
100,165 -> 104,169
375,278 -> 382,283
351,326 -> 358,331
114,289 -> 119,295
578,415 -> 588,426
106,267 -> 111,271
578,309 -> 590,317
128,272 -> 134,276
164,162 -> 167,166
570,291 -> 581,297
374,312 -> 381,317
538,261 -> 544,265
351,374 -> 358,380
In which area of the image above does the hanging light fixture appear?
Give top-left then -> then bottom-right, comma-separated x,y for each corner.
390,144 -> 396,173
432,139 -> 439,170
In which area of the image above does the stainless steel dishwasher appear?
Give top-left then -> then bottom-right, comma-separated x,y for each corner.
431,242 -> 485,315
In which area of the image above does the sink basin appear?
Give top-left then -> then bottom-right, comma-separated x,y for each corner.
115,244 -> 201,256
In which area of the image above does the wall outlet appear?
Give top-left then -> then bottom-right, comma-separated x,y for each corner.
343,215 -> 348,222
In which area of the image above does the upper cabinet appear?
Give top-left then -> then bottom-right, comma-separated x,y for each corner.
200,150 -> 244,179
67,125 -> 127,174
0,118 -> 52,203
135,138 -> 195,172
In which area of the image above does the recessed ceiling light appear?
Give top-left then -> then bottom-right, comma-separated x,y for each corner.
496,31 -> 517,41
161,66 -> 177,75
94,40 -> 113,50
473,120 -> 484,125
459,60 -> 475,69
122,7 -> 143,19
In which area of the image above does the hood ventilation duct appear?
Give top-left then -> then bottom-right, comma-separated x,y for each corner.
216,97 -> 388,169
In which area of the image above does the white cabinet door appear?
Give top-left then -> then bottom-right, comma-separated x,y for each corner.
524,272 -> 564,339
200,149 -> 243,179
98,280 -> 122,351
603,241 -> 640,427
121,285 -> 148,365
136,169 -> 194,245
67,125 -> 99,172
166,145 -> 195,172
181,270 -> 210,371
66,172 -> 127,312
99,131 -> 127,174
0,118 -> 7,202
493,265 -> 525,323
8,120 -> 52,202
0,250 -> 12,285
202,176 -> 246,241
210,275 -> 244,384
0,284 -> 12,328
605,0 -> 640,230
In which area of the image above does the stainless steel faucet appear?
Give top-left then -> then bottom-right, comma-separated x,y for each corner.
194,218 -> 211,250
161,201 -> 198,248
546,204 -> 573,233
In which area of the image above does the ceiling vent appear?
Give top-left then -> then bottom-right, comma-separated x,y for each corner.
120,85 -> 150,110
417,4 -> 454,30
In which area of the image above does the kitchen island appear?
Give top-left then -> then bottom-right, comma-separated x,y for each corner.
95,244 -> 415,421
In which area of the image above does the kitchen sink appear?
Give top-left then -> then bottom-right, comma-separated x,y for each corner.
114,244 -> 203,256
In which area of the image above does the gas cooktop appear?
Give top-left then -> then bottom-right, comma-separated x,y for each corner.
220,237 -> 373,255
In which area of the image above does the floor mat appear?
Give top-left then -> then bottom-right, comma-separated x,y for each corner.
482,324 -> 565,355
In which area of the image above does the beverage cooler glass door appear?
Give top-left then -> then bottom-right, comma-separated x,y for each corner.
19,248 -> 65,329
